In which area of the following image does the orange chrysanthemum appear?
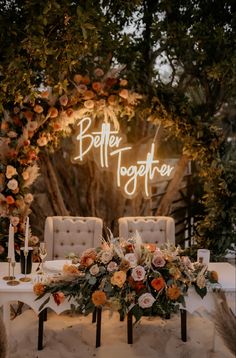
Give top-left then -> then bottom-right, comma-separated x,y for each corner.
167,285 -> 181,300
151,277 -> 165,291
92,290 -> 107,307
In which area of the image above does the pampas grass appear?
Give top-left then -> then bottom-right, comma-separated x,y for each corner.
213,290 -> 236,356
0,314 -> 7,358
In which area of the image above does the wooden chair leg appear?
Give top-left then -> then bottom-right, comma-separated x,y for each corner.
96,307 -> 102,348
92,308 -> 97,323
38,309 -> 45,350
180,309 -> 187,342
127,311 -> 133,344
43,308 -> 48,322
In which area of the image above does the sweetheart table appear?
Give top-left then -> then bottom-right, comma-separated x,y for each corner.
0,262 -> 235,350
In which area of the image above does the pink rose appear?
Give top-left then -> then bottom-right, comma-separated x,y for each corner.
138,293 -> 155,309
7,179 -> 18,191
89,264 -> 100,276
124,253 -> 138,268
131,265 -> 146,281
152,253 -> 166,268
107,261 -> 118,272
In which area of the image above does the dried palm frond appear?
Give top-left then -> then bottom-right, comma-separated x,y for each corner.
213,290 -> 236,356
0,314 -> 7,358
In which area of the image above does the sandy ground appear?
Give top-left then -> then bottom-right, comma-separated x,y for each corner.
7,309 -> 234,358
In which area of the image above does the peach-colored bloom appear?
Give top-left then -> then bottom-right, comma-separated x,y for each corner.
209,270 -> 218,283
80,249 -> 97,267
84,100 -> 94,109
92,290 -> 107,306
81,76 -> 90,85
53,292 -> 65,305
40,90 -> 50,98
120,79 -> 128,86
151,277 -> 165,291
6,165 -> 17,179
7,131 -> 17,138
34,104 -> 44,113
74,74 -> 83,83
24,193 -> 34,204
94,68 -> 104,77
111,271 -> 126,288
145,243 -> 157,252
48,107 -> 58,118
83,90 -> 95,100
37,136 -> 48,146
119,89 -> 129,99
6,196 -> 15,205
33,282 -> 45,296
66,108 -> 74,117
59,94 -> 69,106
108,95 -> 117,105
24,110 -> 33,121
10,216 -> 20,227
92,82 -> 102,92
167,285 -> 181,300
53,122 -> 62,131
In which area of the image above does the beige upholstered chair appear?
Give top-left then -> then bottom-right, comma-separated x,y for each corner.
44,216 -> 103,260
118,216 -> 175,245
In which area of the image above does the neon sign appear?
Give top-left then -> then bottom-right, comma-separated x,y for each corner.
73,117 -> 175,198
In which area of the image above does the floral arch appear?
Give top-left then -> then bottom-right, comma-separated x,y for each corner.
0,67 -> 143,260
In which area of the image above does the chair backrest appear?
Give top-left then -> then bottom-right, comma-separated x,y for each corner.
118,216 -> 175,245
44,216 -> 103,260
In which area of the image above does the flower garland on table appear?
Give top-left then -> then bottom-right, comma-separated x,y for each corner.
0,66 -> 142,259
34,234 -> 219,321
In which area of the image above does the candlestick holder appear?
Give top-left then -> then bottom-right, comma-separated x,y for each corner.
7,261 -> 20,286
20,249 -> 32,282
3,257 -> 15,281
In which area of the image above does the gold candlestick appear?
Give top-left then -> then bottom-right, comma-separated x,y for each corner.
20,250 -> 31,282
3,257 -> 14,281
7,261 -> 20,286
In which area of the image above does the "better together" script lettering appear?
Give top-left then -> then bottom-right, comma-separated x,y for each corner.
73,117 -> 174,198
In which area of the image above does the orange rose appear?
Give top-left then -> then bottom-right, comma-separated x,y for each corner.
92,82 -> 102,92
167,285 -> 181,300
209,270 -> 218,283
34,104 -> 44,113
151,277 -> 165,291
66,108 -> 74,117
81,76 -> 90,85
108,95 -> 117,106
119,89 -> 129,99
48,107 -> 58,118
111,271 -> 126,288
83,90 -> 95,100
6,196 -> 15,205
24,110 -> 33,121
80,249 -> 97,267
33,283 -> 45,296
92,290 -> 107,307
63,264 -> 80,275
53,292 -> 65,305
74,74 -> 83,83
145,243 -> 157,252
40,90 -> 50,98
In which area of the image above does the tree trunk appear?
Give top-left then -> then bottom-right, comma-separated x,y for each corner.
156,154 -> 189,216
40,153 -> 69,216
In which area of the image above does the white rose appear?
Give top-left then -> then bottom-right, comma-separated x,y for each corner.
7,179 -> 18,191
131,265 -> 146,281
100,250 -> 113,264
138,293 -> 155,309
124,253 -> 138,268
89,264 -> 100,276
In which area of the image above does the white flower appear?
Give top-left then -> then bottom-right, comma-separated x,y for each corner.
24,193 -> 34,204
89,264 -> 100,276
131,265 -> 146,281
10,216 -> 20,226
138,293 -> 155,309
124,253 -> 138,268
7,131 -> 17,138
152,253 -> 166,268
7,179 -> 18,191
99,250 -> 113,264
6,165 -> 17,179
107,261 -> 118,272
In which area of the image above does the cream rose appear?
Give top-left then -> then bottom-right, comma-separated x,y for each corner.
131,265 -> 146,282
138,293 -> 155,309
107,261 -> 118,272
152,253 -> 166,268
124,253 -> 138,268
7,179 -> 18,191
24,193 -> 34,204
99,250 -> 113,264
89,264 -> 100,276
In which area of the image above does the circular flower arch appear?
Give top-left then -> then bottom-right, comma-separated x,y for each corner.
0,67 -> 142,260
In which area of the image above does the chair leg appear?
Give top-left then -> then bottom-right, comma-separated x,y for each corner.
127,311 -> 133,344
38,310 -> 45,350
180,309 -> 187,342
92,308 -> 97,323
96,307 -> 102,348
43,308 -> 48,322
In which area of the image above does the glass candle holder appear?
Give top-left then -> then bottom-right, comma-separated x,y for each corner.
197,249 -> 210,265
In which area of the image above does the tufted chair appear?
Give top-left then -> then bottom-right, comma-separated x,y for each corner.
118,216 -> 175,245
44,216 -> 103,260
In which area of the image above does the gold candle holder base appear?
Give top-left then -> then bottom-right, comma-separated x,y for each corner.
7,280 -> 20,286
19,277 -> 31,282
3,275 -> 15,281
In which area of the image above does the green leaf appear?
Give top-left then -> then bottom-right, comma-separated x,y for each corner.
38,296 -> 50,311
194,284 -> 207,299
131,305 -> 143,322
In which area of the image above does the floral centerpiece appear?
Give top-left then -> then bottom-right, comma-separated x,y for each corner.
34,233 -> 219,321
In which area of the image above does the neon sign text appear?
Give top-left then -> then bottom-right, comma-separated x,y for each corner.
73,117 -> 175,198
